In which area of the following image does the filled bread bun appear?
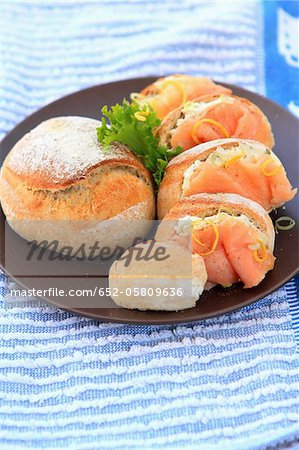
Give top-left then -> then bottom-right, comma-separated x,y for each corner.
135,74 -> 231,119
0,116 -> 155,251
156,94 -> 274,150
156,193 -> 275,289
158,138 -> 296,218
109,240 -> 207,311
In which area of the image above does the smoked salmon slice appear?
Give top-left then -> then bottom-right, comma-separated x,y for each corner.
157,139 -> 296,218
136,75 -> 231,120
184,155 -> 296,212
157,94 -> 275,150
192,216 -> 274,288
192,219 -> 275,288
156,193 -> 276,289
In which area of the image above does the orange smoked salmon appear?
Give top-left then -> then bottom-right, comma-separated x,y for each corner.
157,139 -> 296,218
156,193 -> 276,289
136,75 -> 231,120
157,94 -> 274,150
192,220 -> 275,288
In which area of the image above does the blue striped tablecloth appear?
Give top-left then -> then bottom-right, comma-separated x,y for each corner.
0,2 -> 298,449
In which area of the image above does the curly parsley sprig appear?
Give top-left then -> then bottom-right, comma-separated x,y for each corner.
97,99 -> 182,186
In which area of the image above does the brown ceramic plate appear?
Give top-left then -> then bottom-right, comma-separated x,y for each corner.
0,77 -> 298,324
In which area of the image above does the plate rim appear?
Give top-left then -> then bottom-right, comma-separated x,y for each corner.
0,76 -> 298,324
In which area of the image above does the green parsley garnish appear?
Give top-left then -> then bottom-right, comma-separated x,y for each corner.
97,99 -> 182,187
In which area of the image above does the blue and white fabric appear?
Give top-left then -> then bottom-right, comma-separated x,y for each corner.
0,1 -> 298,449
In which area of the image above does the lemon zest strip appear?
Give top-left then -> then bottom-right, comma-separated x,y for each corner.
260,155 -> 283,176
192,221 -> 219,256
252,239 -> 267,263
161,80 -> 187,106
134,111 -> 148,121
224,148 -> 246,167
191,118 -> 230,144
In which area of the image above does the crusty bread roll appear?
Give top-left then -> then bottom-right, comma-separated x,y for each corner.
156,193 -> 275,289
157,192 -> 275,249
156,94 -> 274,150
157,138 -> 296,219
0,116 -> 155,251
109,240 -> 207,311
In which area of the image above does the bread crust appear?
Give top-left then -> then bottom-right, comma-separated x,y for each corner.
0,117 -> 155,221
0,117 -> 156,248
1,116 -> 151,190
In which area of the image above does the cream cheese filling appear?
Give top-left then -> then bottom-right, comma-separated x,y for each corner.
178,95 -> 234,124
175,213 -> 268,247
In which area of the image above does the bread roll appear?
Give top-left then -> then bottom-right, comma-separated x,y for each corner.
156,94 -> 274,150
109,240 -> 207,311
156,193 -> 275,289
158,138 -> 296,218
0,116 -> 155,251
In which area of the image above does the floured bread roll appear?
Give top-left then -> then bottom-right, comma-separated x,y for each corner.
0,116 -> 155,251
109,240 -> 207,311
